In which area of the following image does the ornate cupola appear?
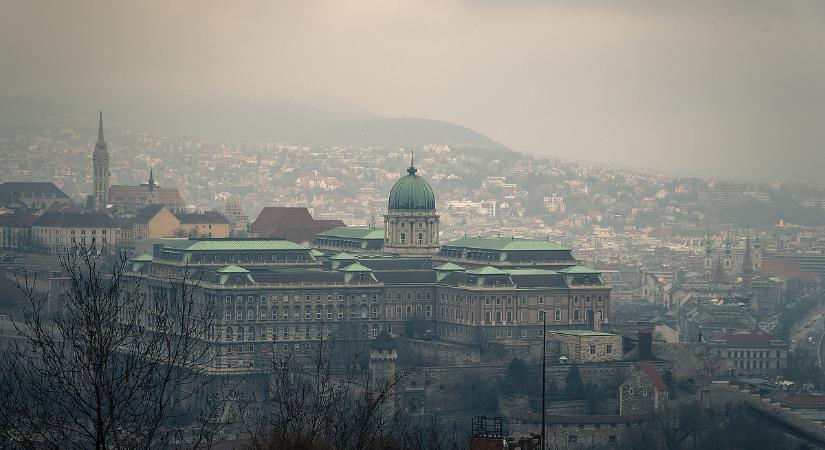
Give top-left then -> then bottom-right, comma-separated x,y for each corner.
383,151 -> 439,256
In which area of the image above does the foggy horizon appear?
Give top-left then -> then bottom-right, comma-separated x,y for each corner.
3,1 -> 825,185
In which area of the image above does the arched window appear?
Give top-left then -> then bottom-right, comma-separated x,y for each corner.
495,311 -> 502,323
225,327 -> 233,341
248,326 -> 255,341
236,308 -> 243,321
360,305 -> 368,319
372,323 -> 379,337
260,307 -> 267,320
506,310 -> 513,323
484,311 -> 491,323
236,326 -> 244,341
400,232 -> 406,243
247,309 -> 255,321
272,325 -> 278,340
573,309 -> 580,321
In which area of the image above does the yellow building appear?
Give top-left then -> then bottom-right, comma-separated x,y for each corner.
32,212 -> 121,254
176,212 -> 231,238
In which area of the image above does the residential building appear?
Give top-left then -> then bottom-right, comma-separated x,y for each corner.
31,212 -> 121,254
0,182 -> 72,210
710,331 -> 788,377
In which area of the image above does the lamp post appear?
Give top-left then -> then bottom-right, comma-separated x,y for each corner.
541,310 -> 546,450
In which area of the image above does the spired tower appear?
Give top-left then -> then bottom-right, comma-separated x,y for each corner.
92,111 -> 110,211
384,153 -> 439,257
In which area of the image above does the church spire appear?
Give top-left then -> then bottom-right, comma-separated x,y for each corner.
97,110 -> 105,144
742,230 -> 753,287
148,167 -> 155,191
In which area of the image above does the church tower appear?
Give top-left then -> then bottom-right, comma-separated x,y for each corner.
742,232 -> 753,287
92,111 -> 110,211
384,152 -> 439,257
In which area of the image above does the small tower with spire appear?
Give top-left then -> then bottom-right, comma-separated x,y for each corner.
703,230 -> 714,270
742,231 -> 753,287
92,110 -> 110,211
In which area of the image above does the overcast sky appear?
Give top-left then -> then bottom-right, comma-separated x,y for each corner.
2,0 -> 825,185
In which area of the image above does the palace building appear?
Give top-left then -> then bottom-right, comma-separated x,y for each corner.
125,160 -> 610,371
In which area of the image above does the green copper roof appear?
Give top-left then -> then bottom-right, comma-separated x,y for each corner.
388,165 -> 435,210
330,251 -> 357,260
316,226 -> 385,240
130,254 -> 153,262
559,265 -> 600,274
467,266 -> 508,276
310,249 -> 325,257
165,239 -> 308,251
443,236 -> 569,251
340,262 -> 373,272
217,265 -> 250,273
434,262 -> 466,271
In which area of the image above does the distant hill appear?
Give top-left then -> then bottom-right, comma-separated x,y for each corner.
289,117 -> 508,149
0,97 -> 508,150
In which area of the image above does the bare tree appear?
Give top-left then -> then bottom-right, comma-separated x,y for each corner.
0,246 -> 244,449
246,336 -> 464,450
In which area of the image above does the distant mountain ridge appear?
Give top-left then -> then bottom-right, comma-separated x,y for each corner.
288,117 -> 507,149
0,97 -> 509,150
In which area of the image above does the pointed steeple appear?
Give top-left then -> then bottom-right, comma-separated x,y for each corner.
742,230 -> 753,287
148,167 -> 155,191
97,110 -> 105,144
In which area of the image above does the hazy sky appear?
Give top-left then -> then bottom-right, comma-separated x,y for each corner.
2,1 -> 825,184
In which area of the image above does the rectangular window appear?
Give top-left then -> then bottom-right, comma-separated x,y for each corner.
606,344 -> 613,354
589,344 -> 596,355
538,296 -> 544,305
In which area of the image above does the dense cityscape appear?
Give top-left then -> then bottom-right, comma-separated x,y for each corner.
4,1 -> 825,449
0,108 -> 825,449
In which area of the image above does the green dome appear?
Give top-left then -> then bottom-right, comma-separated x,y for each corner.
388,166 -> 435,210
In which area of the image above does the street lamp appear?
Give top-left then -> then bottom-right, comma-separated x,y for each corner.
541,310 -> 546,450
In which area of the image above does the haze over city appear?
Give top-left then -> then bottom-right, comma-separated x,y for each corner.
3,0 -> 825,184
5,2 -> 825,449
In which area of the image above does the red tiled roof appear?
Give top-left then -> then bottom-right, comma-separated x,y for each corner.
769,390 -> 825,408
640,361 -> 668,391
251,207 -> 314,231
712,332 -> 784,347
762,259 -> 821,283
250,207 -> 344,243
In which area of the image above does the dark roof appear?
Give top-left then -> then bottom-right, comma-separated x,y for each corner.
358,258 -> 433,271
0,182 -> 70,199
133,204 -> 168,223
546,413 -> 652,425
0,213 -> 37,227
639,361 -> 668,391
711,332 -> 786,347
371,331 -> 396,350
176,211 -> 230,224
769,390 -> 825,408
374,271 -> 437,284
252,271 -> 346,284
33,212 -> 117,228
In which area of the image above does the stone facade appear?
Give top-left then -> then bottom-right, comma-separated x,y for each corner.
619,361 -> 668,415
547,330 -> 623,364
